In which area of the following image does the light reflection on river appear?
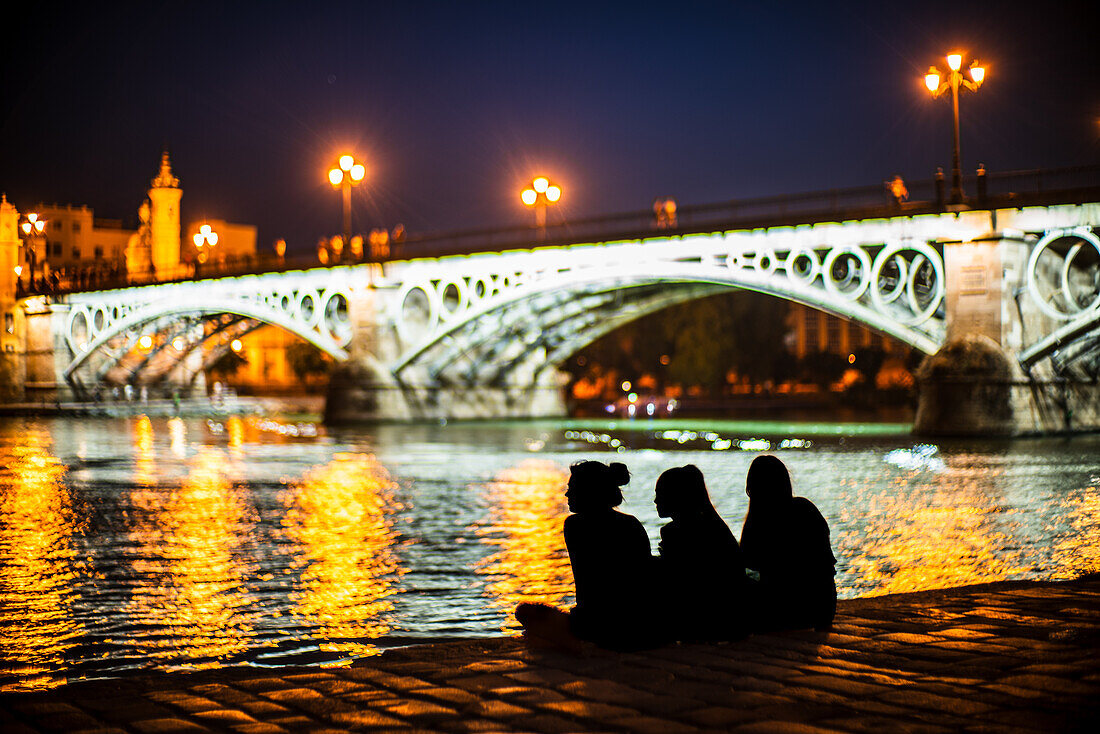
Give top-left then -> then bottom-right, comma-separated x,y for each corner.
0,414 -> 1098,691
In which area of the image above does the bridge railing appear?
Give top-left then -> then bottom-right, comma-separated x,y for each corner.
21,164 -> 1099,298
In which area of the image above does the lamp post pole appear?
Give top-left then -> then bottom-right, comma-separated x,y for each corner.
19,212 -> 46,291
925,53 -> 985,204
328,155 -> 366,253
521,176 -> 562,240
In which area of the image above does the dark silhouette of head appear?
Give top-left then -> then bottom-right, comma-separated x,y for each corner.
566,461 -> 630,514
655,464 -> 713,519
746,455 -> 793,507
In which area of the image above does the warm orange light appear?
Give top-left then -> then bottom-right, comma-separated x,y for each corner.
193,233 -> 204,247
532,177 -> 549,193
545,185 -> 561,202
200,224 -> 211,235
969,64 -> 985,84
328,168 -> 343,186
350,163 -> 365,181
230,339 -> 242,352
27,213 -> 37,223
339,154 -> 354,171
139,334 -> 153,350
207,232 -> 218,246
521,189 -> 537,206
925,69 -> 941,92
21,222 -> 31,234
172,337 -> 186,351
14,266 -> 23,277
946,53 -> 962,71
34,220 -> 44,233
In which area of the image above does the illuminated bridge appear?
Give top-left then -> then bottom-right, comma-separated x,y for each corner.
15,167 -> 1100,435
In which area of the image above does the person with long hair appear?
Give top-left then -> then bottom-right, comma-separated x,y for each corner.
516,460 -> 659,650
740,455 -> 836,631
654,464 -> 748,640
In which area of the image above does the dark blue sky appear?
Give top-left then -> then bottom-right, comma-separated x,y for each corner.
2,1 -> 1096,253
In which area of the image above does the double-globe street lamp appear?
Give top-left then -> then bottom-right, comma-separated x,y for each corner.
192,223 -> 219,276
925,52 -> 986,204
328,154 -> 366,251
19,212 -> 46,290
521,176 -> 562,238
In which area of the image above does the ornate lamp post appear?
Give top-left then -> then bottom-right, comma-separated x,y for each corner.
521,176 -> 562,239
328,154 -> 366,250
192,223 -> 218,276
19,212 -> 46,290
925,52 -> 986,204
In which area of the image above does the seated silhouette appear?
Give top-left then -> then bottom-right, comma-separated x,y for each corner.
516,460 -> 662,651
740,455 -> 836,631
654,464 -> 749,641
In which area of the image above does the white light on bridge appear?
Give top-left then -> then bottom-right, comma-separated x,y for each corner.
172,337 -> 185,351
231,339 -> 243,352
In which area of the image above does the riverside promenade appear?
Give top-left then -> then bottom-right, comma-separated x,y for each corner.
2,576 -> 1098,733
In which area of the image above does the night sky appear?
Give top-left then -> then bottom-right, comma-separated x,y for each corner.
2,1 -> 1096,254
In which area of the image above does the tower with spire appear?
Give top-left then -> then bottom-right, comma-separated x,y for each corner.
148,151 -> 182,279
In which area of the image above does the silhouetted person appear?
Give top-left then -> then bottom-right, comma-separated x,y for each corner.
517,460 -> 660,651
654,464 -> 748,641
740,455 -> 836,631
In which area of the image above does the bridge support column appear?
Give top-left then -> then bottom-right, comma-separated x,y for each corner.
325,284 -> 413,423
20,300 -> 78,405
916,229 -> 1100,436
324,280 -> 569,423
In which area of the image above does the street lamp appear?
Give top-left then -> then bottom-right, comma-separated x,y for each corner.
328,154 -> 366,251
19,212 -> 46,290
521,176 -> 562,239
925,52 -> 986,204
192,223 -> 218,275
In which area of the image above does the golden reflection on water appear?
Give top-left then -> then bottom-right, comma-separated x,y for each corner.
282,453 -> 405,657
126,445 -> 256,667
1052,483 -> 1100,579
839,460 -> 1029,596
475,459 -> 572,625
0,427 -> 83,691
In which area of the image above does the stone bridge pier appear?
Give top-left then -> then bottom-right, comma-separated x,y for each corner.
916,210 -> 1100,435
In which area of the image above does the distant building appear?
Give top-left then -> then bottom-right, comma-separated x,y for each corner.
786,303 -> 902,358
182,218 -> 257,266
29,204 -> 133,271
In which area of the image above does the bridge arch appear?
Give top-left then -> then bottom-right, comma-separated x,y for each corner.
391,247 -> 946,384
63,295 -> 351,383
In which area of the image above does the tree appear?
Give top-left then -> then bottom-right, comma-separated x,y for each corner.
209,349 -> 247,377
287,341 -> 334,382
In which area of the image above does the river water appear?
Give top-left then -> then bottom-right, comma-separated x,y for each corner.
1,413 -> 1098,691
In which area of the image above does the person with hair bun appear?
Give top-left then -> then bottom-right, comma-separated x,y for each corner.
517,460 -> 660,651
740,455 -> 836,631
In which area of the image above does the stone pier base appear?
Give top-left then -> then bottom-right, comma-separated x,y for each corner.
324,360 -> 568,423
915,335 -> 1100,436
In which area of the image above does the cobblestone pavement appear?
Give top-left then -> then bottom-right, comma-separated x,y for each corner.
3,576 -> 1098,733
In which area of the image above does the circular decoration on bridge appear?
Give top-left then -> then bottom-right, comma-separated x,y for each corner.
870,241 -> 945,325
822,245 -> 872,300
92,306 -> 109,334
1026,227 -> 1100,321
66,307 -> 91,354
438,279 -> 469,321
470,274 -> 496,302
276,291 -> 295,314
783,246 -> 821,287
296,288 -> 323,327
753,249 -> 780,276
321,291 -> 352,347
395,282 -> 439,345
